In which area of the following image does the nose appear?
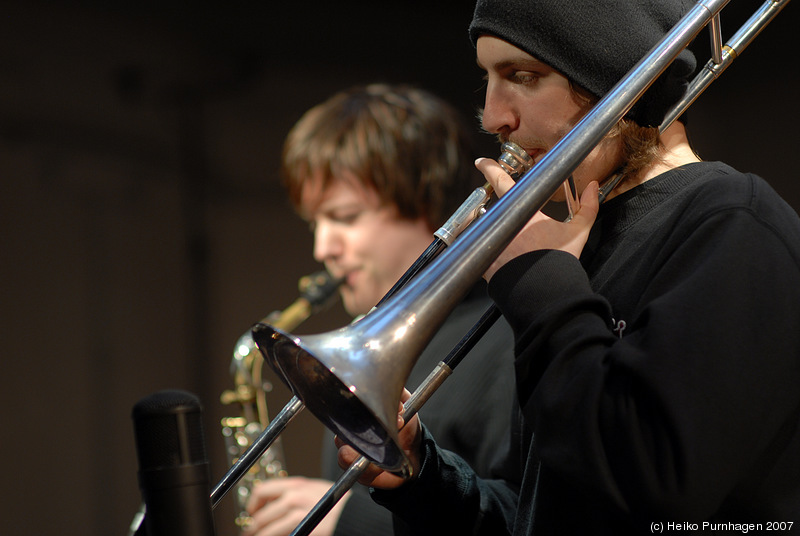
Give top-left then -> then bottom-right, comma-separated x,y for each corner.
481,80 -> 517,136
312,219 -> 341,264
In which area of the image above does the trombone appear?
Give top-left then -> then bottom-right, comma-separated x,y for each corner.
209,0 -> 791,532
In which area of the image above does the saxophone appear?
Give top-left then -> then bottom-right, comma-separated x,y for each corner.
220,271 -> 343,528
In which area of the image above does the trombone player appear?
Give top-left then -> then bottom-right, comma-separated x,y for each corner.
338,0 -> 800,533
244,84 -> 517,535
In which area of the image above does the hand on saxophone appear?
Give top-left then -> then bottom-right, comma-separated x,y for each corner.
335,389 -> 423,490
475,157 -> 600,282
244,477 -> 350,536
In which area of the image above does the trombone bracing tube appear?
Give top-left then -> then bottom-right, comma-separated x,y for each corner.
661,0 -> 790,128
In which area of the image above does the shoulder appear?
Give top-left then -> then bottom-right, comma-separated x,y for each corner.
673,162 -> 788,212
669,162 -> 800,263
650,162 -> 796,224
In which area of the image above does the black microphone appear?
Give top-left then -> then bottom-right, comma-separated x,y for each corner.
132,389 -> 216,536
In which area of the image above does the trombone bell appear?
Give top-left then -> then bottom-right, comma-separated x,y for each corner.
252,318 -> 418,477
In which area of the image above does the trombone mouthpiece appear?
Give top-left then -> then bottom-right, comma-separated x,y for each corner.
498,141 -> 534,179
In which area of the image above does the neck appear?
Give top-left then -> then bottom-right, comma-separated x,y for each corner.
604,121 -> 701,201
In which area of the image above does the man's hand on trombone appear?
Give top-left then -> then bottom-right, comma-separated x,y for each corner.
474,157 -> 600,281
335,389 -> 423,489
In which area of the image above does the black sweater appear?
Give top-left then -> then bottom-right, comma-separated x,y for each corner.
373,162 -> 800,534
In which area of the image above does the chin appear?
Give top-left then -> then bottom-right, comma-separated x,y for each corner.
342,296 -> 368,318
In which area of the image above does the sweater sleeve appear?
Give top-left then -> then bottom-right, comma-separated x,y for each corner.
488,205 -> 800,521
332,486 -> 393,536
370,423 -> 520,536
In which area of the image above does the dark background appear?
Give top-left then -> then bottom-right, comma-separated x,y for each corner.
1,1 -> 797,535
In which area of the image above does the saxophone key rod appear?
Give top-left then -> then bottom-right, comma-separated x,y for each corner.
211,395 -> 305,508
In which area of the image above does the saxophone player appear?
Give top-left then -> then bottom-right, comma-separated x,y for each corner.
243,84 -> 517,536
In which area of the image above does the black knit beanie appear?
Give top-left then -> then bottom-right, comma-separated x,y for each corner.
469,0 -> 697,127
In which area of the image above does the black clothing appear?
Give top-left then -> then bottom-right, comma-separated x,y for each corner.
320,282 -> 516,536
372,162 -> 800,534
